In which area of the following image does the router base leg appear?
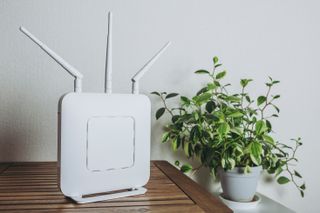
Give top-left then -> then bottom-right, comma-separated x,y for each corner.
70,187 -> 147,204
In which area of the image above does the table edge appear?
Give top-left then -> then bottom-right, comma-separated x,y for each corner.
153,160 -> 232,213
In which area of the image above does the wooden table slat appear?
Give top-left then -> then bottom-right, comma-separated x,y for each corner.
0,205 -> 204,213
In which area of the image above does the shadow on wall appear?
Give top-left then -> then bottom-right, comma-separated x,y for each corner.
193,167 -> 221,195
0,128 -> 25,161
0,123 -> 27,162
168,147 -> 222,195
0,92 -> 37,162
260,171 -> 287,198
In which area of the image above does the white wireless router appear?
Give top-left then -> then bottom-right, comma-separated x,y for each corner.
19,12 -> 171,204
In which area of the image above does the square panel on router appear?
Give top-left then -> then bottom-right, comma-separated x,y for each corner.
19,12 -> 171,204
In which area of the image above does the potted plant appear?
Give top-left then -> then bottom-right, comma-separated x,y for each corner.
152,56 -> 305,202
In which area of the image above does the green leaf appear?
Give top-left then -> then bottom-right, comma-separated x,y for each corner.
273,95 -> 280,99
257,96 -> 266,106
214,80 -> 221,87
294,170 -> 302,178
224,83 -> 231,88
205,113 -> 219,121
216,70 -> 226,79
300,190 -> 304,197
213,56 -> 219,64
255,120 -> 267,135
228,158 -> 236,169
177,114 -> 192,123
275,153 -> 285,158
171,115 -> 180,123
277,176 -> 290,184
275,167 -> 283,177
252,116 -> 257,123
166,93 -> 179,99
249,141 -> 263,165
171,138 -> 178,152
266,120 -> 272,132
193,112 -> 199,121
300,183 -> 306,190
151,91 -> 160,96
221,158 -> 226,168
181,96 -> 191,105
161,132 -> 170,143
180,163 -> 193,173
197,87 -> 208,95
273,105 -> 280,113
245,95 -> 251,103
190,125 -> 200,141
225,96 -> 241,102
229,111 -> 243,118
205,101 -> 216,113
217,123 -> 230,136
195,69 -> 210,74
196,93 -> 212,103
240,79 -> 253,88
184,142 -> 190,157
230,127 -> 243,135
262,134 -> 275,145
251,141 -> 263,154
174,160 -> 180,166
244,165 -> 251,174
194,144 -> 202,157
214,63 -> 222,68
207,83 -> 217,90
250,153 -> 261,165
156,108 -> 165,120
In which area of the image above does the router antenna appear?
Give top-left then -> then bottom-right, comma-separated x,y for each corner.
131,41 -> 171,94
19,26 -> 84,93
105,12 -> 113,94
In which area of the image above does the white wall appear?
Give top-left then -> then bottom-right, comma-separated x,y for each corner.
0,0 -> 319,212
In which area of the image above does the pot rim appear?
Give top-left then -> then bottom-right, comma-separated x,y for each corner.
218,166 -> 262,176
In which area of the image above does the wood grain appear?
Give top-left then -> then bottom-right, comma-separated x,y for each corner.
0,161 -> 232,213
0,163 -> 10,175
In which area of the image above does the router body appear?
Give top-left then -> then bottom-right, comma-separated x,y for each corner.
20,12 -> 170,203
58,93 -> 150,203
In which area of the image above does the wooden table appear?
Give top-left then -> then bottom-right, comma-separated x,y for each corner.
0,161 -> 232,213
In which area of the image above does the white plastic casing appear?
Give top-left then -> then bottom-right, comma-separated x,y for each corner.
58,93 -> 150,197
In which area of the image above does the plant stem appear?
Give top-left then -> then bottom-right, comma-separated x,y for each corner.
191,165 -> 203,176
260,86 -> 272,120
160,95 -> 174,117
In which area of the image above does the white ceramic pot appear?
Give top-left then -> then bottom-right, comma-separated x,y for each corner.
218,166 -> 262,202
